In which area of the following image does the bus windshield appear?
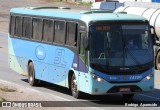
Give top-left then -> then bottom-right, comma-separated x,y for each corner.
90,23 -> 154,72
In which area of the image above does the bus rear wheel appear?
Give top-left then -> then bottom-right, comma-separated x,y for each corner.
123,94 -> 134,100
71,74 -> 82,99
156,52 -> 160,70
28,62 -> 38,86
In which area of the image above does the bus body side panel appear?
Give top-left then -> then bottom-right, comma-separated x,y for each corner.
71,54 -> 89,93
9,55 -> 28,76
9,37 -> 75,87
47,46 -> 74,87
9,37 -> 29,76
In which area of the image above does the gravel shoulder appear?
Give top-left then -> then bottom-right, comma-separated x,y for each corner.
0,80 -> 55,101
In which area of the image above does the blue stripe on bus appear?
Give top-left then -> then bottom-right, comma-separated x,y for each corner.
94,68 -> 153,82
72,55 -> 88,73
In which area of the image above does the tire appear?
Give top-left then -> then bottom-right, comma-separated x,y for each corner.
28,62 -> 38,86
71,74 -> 82,99
123,94 -> 134,100
156,52 -> 160,70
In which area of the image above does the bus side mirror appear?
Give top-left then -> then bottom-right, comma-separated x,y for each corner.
83,37 -> 89,50
156,40 -> 160,46
150,26 -> 158,46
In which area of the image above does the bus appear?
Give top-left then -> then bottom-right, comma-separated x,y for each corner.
9,7 -> 154,99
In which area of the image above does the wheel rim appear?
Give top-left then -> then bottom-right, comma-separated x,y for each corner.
71,75 -> 77,95
29,66 -> 33,83
156,53 -> 160,69
158,55 -> 160,66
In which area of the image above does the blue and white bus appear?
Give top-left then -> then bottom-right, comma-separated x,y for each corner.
9,7 -> 154,99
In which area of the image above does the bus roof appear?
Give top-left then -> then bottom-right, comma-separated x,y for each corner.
10,7 -> 147,24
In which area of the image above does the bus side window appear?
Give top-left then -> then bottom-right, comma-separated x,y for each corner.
32,18 -> 43,41
10,15 -> 15,36
141,33 -> 149,49
15,16 -> 22,37
79,33 -> 85,60
54,21 -> 65,44
22,17 -> 32,39
66,22 -> 77,47
43,19 -> 54,43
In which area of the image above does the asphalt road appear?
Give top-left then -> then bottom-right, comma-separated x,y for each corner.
0,31 -> 160,109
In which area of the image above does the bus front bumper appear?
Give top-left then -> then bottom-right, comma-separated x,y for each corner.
87,75 -> 154,95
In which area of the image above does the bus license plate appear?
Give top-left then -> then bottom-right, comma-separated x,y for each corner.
119,88 -> 131,92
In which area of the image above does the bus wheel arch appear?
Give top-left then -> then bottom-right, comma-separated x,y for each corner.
27,60 -> 33,71
68,70 -> 82,99
28,61 -> 38,86
68,70 -> 74,90
156,51 -> 160,70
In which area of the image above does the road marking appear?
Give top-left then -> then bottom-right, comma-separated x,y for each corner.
26,87 -> 72,101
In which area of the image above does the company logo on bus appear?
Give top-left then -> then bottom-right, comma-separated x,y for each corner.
35,46 -> 46,60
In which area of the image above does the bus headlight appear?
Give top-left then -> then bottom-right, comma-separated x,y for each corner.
90,73 -> 106,82
143,73 -> 154,81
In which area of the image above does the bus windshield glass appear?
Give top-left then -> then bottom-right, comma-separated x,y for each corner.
90,23 -> 153,72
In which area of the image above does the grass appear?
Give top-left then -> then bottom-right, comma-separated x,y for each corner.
0,86 -> 17,92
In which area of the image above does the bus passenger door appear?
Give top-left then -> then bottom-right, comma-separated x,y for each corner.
78,32 -> 87,93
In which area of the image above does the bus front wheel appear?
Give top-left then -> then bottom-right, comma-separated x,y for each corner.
156,52 -> 160,70
28,62 -> 38,86
71,74 -> 82,99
